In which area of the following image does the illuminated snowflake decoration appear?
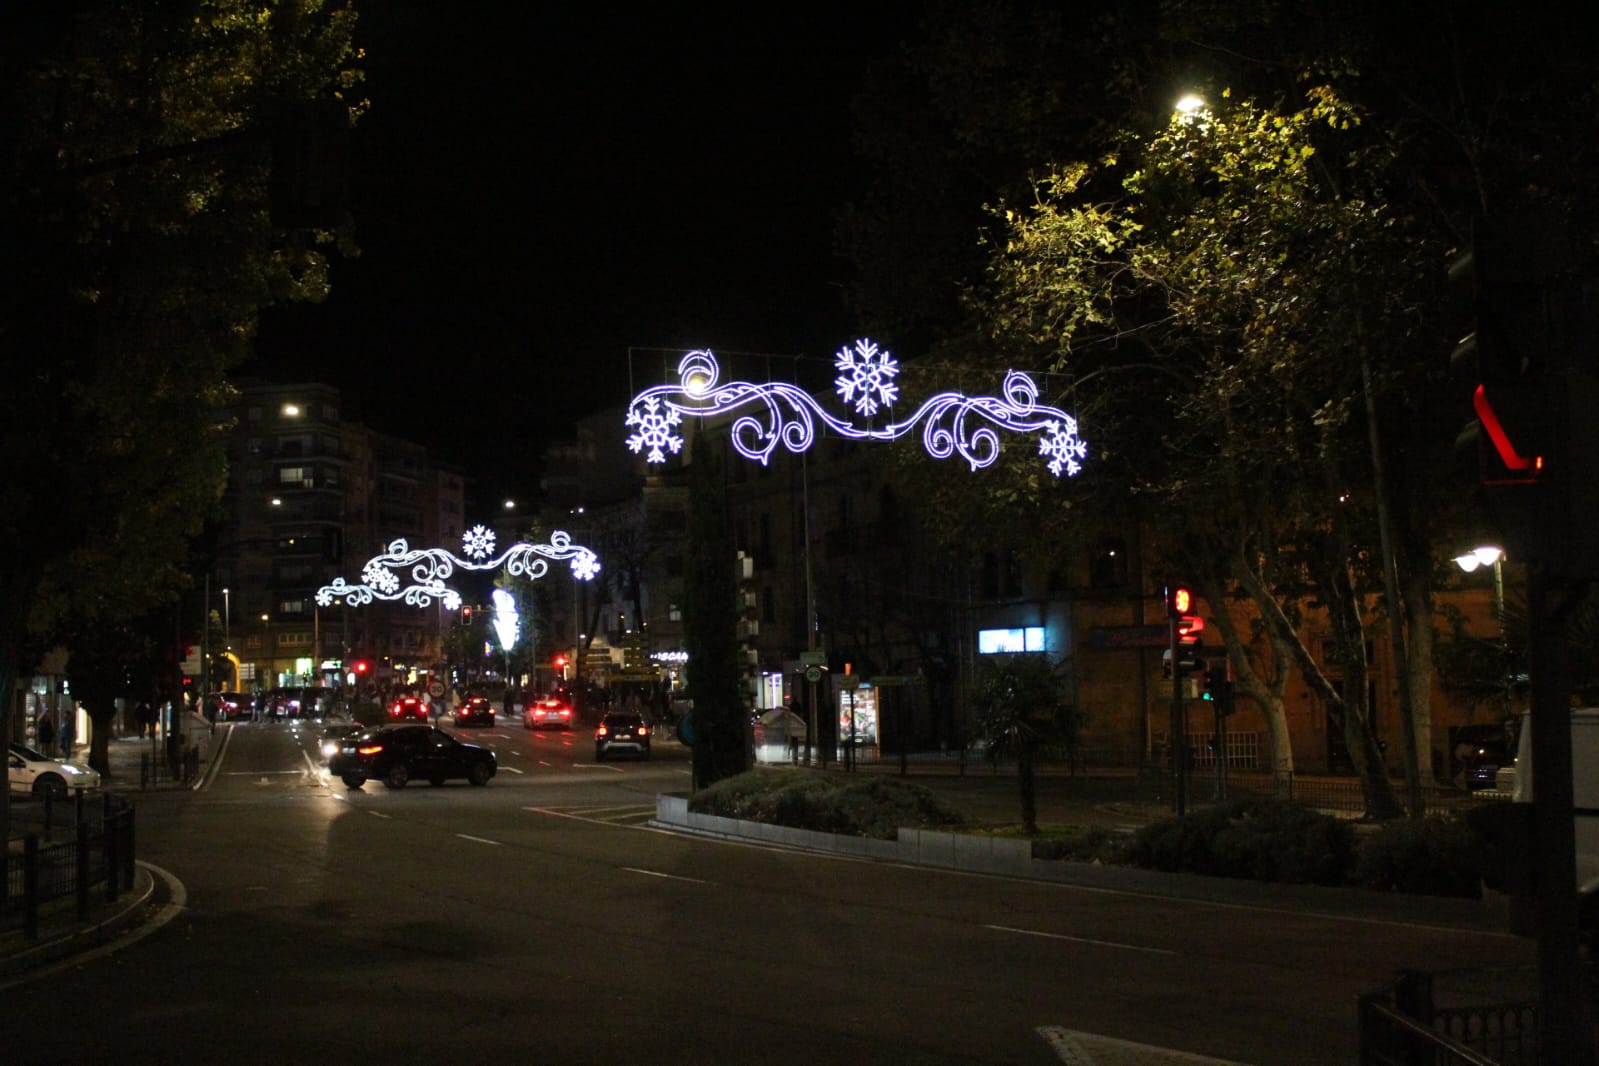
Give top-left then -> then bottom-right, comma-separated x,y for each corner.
316,529 -> 600,611
834,338 -> 899,417
1039,420 -> 1088,477
572,552 -> 601,582
625,396 -> 686,463
363,561 -> 400,596
462,524 -> 496,560
623,340 -> 1086,478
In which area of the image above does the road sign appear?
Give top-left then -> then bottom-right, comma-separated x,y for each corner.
868,675 -> 922,686
799,651 -> 827,666
805,666 -> 823,683
427,680 -> 445,698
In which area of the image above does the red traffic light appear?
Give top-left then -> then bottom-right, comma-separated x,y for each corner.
1165,585 -> 1192,617
554,654 -> 568,669
353,660 -> 370,675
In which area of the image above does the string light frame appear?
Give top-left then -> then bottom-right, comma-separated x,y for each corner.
315,525 -> 600,611
624,339 -> 1087,476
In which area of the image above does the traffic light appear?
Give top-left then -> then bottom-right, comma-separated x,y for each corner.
353,659 -> 370,676
460,605 -> 473,627
1165,585 -> 1192,617
1449,220 -> 1547,487
554,653 -> 568,670
1201,661 -> 1236,717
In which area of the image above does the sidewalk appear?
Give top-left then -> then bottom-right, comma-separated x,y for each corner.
0,714 -> 219,979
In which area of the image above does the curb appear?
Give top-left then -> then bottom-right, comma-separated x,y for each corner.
0,863 -> 158,982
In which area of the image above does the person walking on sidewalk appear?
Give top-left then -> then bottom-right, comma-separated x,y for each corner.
36,714 -> 55,752
59,714 -> 74,759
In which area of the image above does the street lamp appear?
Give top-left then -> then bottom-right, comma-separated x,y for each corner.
1454,546 -> 1510,719
260,613 -> 272,690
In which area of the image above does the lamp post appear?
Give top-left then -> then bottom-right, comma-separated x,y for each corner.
1454,546 -> 1509,719
260,613 -> 272,691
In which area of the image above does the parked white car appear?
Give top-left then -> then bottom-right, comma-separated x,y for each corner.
7,743 -> 101,796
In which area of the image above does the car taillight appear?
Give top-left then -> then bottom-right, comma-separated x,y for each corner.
596,725 -> 609,737
638,725 -> 649,736
357,744 -> 384,756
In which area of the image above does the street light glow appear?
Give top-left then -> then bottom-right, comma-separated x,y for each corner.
1175,94 -> 1207,116
1454,546 -> 1504,572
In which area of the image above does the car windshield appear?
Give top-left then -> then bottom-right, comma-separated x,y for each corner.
10,744 -> 48,761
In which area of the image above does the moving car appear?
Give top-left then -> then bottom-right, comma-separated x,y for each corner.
388,695 -> 429,721
454,695 -> 496,727
319,722 -> 365,764
328,724 -> 496,790
8,743 -> 101,797
202,692 -> 244,721
523,696 -> 573,730
594,712 -> 650,761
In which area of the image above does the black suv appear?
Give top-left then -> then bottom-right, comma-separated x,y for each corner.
329,724 -> 496,789
594,712 -> 651,761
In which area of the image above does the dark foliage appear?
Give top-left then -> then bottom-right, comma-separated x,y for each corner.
1353,815 -> 1484,899
688,769 -> 968,841
1127,799 -> 1356,886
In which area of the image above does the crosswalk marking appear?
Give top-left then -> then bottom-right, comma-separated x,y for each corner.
1036,1027 -> 1252,1066
523,803 -> 657,827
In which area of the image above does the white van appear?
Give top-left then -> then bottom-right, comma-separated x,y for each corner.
1506,708 -> 1599,930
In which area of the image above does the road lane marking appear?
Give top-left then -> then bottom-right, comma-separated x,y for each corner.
366,810 -> 392,819
499,765 -> 525,774
621,867 -> 711,885
1036,1026 -> 1251,1065
984,924 -> 1177,956
457,834 -> 502,846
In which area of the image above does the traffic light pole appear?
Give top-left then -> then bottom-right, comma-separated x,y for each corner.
1169,611 -> 1186,817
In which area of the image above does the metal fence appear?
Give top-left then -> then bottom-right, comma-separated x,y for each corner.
1359,969 -> 1545,1066
3,793 -> 137,940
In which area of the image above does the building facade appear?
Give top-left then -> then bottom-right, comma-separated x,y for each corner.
213,380 -> 467,696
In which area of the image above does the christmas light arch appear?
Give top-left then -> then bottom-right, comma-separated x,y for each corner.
315,526 -> 600,611
624,339 -> 1087,477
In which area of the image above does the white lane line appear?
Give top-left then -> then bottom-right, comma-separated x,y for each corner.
984,924 -> 1177,956
366,810 -> 391,819
620,867 -> 711,885
223,770 -> 306,775
499,765 -> 525,774
457,834 -> 502,846
571,764 -> 623,773
1036,1026 -> 1252,1065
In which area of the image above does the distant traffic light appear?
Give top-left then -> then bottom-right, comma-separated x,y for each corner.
460,606 -> 473,627
1165,585 -> 1192,617
352,660 -> 370,676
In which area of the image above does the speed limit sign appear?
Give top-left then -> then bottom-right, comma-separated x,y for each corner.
427,679 -> 445,698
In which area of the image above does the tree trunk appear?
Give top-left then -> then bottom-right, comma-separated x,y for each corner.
1017,748 -> 1038,835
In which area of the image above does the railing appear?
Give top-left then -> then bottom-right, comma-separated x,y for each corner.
1359,969 -> 1544,1066
138,743 -> 202,789
3,794 -> 137,939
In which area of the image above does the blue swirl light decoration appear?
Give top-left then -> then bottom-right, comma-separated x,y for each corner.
624,340 -> 1087,477
315,526 -> 600,611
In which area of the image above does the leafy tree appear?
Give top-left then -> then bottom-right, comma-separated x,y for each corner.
0,1 -> 363,838
969,652 -> 1077,835
683,450 -> 748,788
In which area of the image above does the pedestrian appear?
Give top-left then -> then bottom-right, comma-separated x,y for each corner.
36,714 -> 55,751
59,714 -> 74,759
137,699 -> 155,738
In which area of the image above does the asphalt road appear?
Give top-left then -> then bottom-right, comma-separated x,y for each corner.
0,719 -> 1533,1065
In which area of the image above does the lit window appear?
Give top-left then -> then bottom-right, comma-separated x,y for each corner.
977,627 -> 1046,654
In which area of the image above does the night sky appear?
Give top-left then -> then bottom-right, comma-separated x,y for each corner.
252,5 -> 916,488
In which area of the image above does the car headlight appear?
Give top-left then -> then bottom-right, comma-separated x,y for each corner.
61,765 -> 87,776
